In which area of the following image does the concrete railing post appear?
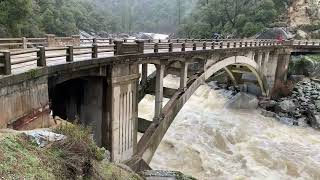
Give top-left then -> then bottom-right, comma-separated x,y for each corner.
37,46 -> 46,66
254,42 -> 257,46
245,42 -> 248,47
114,40 -> 123,56
158,39 -> 161,43
154,43 -> 159,53
148,39 -> 152,43
22,37 -> 27,49
92,43 -> 98,58
181,43 -> 186,51
306,41 -> 308,46
135,40 -> 144,53
93,38 -> 97,44
66,46 -> 74,62
203,42 -> 207,50
109,38 -> 113,45
227,42 -> 230,48
193,43 -> 197,51
240,42 -> 243,47
169,43 -> 173,52
72,35 -> 81,46
176,39 -> 179,43
211,42 -> 215,49
298,41 -> 301,45
46,34 -> 56,47
220,42 -> 223,48
0,51 -> 11,75
234,42 -> 237,48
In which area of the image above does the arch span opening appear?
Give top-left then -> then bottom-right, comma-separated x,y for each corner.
205,56 -> 269,96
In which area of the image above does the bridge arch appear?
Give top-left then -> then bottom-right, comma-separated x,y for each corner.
205,56 -> 269,96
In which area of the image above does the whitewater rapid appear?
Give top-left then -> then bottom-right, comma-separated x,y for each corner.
139,75 -> 320,180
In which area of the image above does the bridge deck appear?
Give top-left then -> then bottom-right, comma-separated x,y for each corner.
1,39 -> 315,77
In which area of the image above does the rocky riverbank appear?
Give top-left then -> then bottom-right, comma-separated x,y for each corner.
260,78 -> 320,128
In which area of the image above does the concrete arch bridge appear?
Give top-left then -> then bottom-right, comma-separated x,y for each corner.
0,38 -> 319,171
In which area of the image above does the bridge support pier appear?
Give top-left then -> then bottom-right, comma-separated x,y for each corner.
153,64 -> 165,122
103,64 -> 140,162
263,52 -> 270,75
180,62 -> 188,91
257,52 -> 263,68
275,52 -> 291,82
141,64 -> 148,85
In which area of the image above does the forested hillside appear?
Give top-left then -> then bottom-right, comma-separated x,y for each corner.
0,0 -> 195,37
178,0 -> 293,38
0,0 -> 309,38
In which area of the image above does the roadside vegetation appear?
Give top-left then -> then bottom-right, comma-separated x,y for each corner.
0,124 -> 141,179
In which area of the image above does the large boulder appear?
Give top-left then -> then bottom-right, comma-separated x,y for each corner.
225,92 -> 259,109
296,30 -> 309,39
276,100 -> 296,113
310,114 -> 320,129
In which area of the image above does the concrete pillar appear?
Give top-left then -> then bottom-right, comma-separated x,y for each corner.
154,64 -> 165,122
257,52 -> 263,68
275,51 -> 291,82
263,52 -> 270,75
265,51 -> 279,91
141,64 -> 148,85
22,37 -> 27,49
114,40 -> 123,55
102,63 -> 140,162
180,62 -> 188,91
72,35 -> 81,46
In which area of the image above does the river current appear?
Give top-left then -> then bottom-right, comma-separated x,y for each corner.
139,75 -> 320,180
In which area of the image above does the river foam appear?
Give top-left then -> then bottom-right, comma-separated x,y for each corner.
139,75 -> 320,180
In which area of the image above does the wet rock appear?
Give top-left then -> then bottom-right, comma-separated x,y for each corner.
310,114 -> 320,129
140,170 -> 196,180
297,117 -> 309,127
259,100 -> 277,110
276,100 -> 296,113
291,75 -> 305,83
277,116 -> 295,126
261,109 -> 276,117
315,100 -> 320,110
225,92 -> 259,109
309,104 -> 316,110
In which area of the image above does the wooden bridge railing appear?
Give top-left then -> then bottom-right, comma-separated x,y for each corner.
0,38 -> 319,76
